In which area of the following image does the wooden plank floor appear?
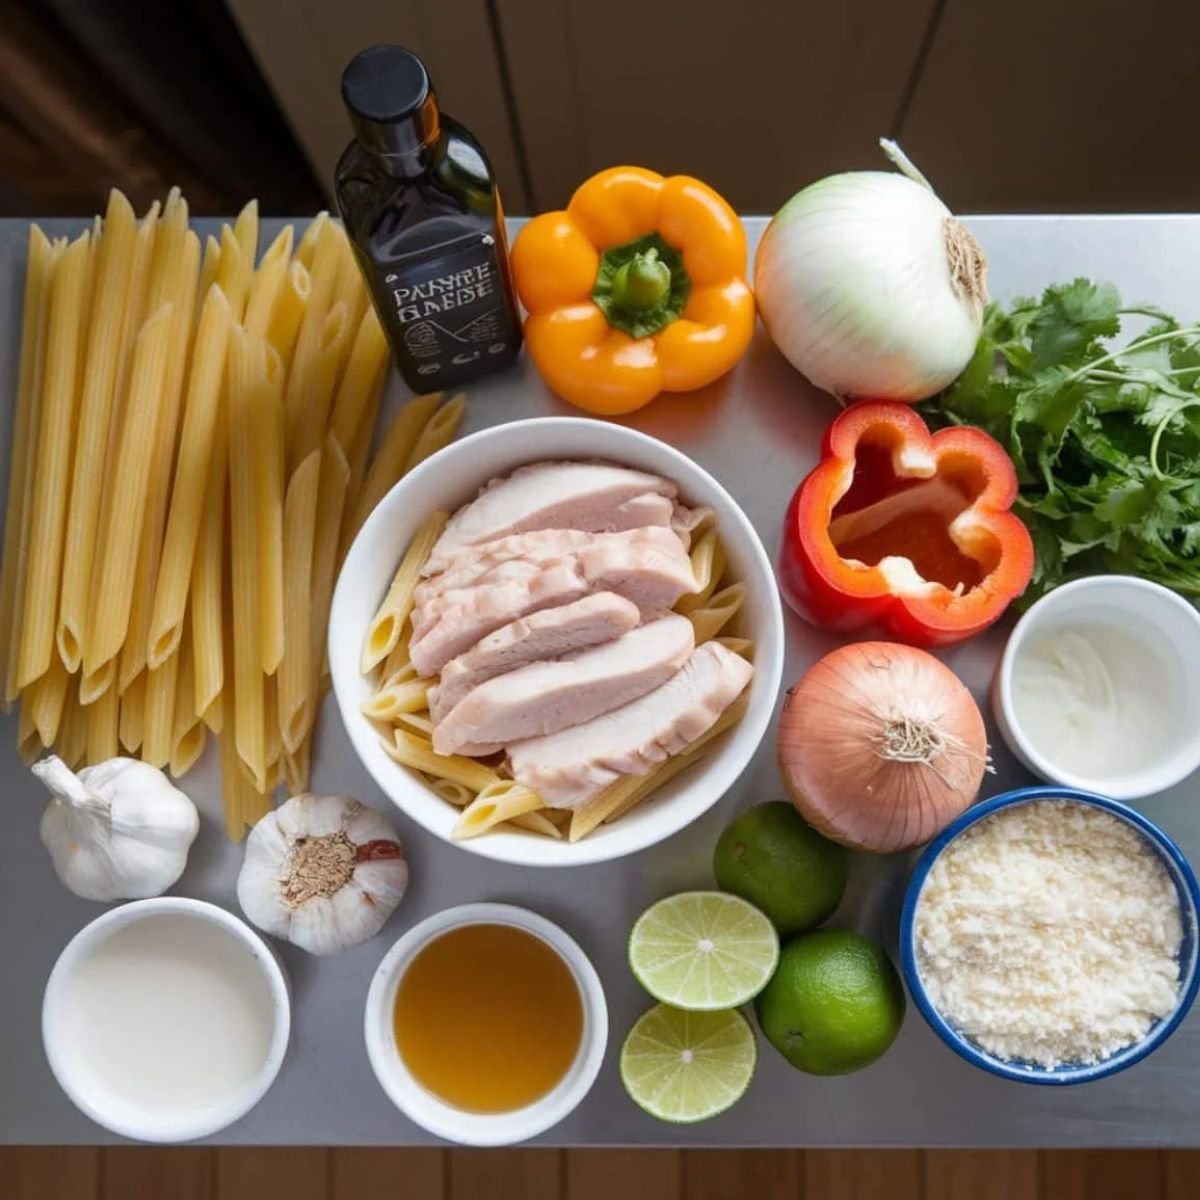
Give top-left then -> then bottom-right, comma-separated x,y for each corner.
3,1149 -> 1200,1199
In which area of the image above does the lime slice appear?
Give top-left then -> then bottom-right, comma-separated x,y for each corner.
628,891 -> 780,1010
620,1003 -> 757,1123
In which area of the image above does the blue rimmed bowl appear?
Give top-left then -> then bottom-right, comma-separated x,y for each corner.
899,786 -> 1200,1085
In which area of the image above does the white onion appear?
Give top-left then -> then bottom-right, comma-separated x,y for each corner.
754,141 -> 988,403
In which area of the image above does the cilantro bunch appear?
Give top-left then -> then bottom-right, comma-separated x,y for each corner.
920,279 -> 1200,605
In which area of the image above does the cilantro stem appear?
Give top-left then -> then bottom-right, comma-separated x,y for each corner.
1149,398 -> 1200,481
1066,326 -> 1200,383
1085,366 -> 1200,382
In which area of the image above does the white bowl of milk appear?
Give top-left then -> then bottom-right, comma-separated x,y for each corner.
42,898 -> 290,1143
993,575 -> 1200,801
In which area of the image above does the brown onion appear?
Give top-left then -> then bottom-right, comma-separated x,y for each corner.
778,642 -> 987,853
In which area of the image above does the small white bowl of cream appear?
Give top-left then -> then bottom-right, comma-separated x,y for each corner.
994,575 -> 1200,800
43,898 -> 290,1143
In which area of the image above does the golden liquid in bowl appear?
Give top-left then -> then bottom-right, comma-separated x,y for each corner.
392,923 -> 584,1113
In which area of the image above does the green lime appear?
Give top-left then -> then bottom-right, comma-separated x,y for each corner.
628,891 -> 780,1011
755,929 -> 905,1075
620,1003 -> 756,1123
713,801 -> 848,935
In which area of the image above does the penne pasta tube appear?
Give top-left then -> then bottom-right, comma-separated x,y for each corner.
328,307 -> 389,453
197,234 -> 221,305
392,711 -> 434,738
330,230 -> 368,350
381,626 -> 413,686
403,392 -> 466,474
263,675 -> 281,791
17,230 -> 90,689
675,529 -> 726,615
227,330 -> 274,790
219,726 -> 256,843
307,435 -> 351,713
17,693 -> 41,765
287,299 -> 349,471
118,671 -> 146,753
0,227 -> 56,704
382,728 -> 500,792
511,811 -> 563,839
687,582 -> 747,644
295,211 -> 329,269
233,199 -> 259,266
267,260 -> 310,361
340,369 -> 386,552
243,225 -> 294,337
119,229 -> 201,693
85,681 -> 120,763
214,224 -> 250,319
28,657 -> 70,748
191,385 -> 227,723
341,392 -> 441,549
148,285 -> 233,668
278,449 -> 320,753
80,303 -> 175,703
55,685 -> 85,769
452,783 -> 545,840
429,777 -> 473,807
283,734 -> 311,795
361,511 -> 448,672
57,191 -> 137,672
141,650 -> 179,769
169,722 -> 206,779
359,677 -> 430,721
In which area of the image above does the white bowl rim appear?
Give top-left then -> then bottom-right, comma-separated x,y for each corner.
42,897 -> 291,1144
330,415 -> 785,867
363,902 -> 608,1146
995,574 -> 1200,800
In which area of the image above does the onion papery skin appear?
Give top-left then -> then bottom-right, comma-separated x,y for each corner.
754,172 -> 985,403
778,642 -> 987,853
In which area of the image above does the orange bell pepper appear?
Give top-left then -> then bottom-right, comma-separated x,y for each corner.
511,167 -> 755,415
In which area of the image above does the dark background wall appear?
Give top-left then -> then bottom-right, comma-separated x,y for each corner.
3,0 -> 1198,216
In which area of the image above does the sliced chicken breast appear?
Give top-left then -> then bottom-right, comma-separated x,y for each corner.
508,641 -> 754,810
433,615 -> 695,755
424,460 -> 676,575
429,593 -> 641,721
410,528 -> 697,674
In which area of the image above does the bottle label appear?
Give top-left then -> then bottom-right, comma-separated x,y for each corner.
377,231 -> 515,381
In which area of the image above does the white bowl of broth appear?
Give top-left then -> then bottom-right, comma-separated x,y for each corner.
42,898 -> 290,1143
364,903 -> 607,1145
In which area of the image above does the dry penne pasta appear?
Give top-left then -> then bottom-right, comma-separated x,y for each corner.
141,650 -> 179,769
197,234 -> 221,303
382,728 -> 500,792
341,371 -> 386,549
329,307 -> 389,452
57,689 -> 88,770
57,190 -> 137,672
233,199 -> 259,266
118,671 -> 146,753
81,303 -> 174,703
295,211 -> 329,269
308,435 -> 351,703
107,203 -> 160,439
403,392 -> 466,474
17,694 -> 41,765
169,722 -> 206,779
686,582 -> 747,644
0,227 -> 56,705
342,392 -> 442,548
148,284 -> 232,668
17,230 -> 90,689
214,224 -> 250,319
243,225 -> 293,337
192,385 -> 227,726
277,449 -> 320,753
287,299 -> 349,470
283,734 -> 311,795
249,332 -> 286,675
362,511 -> 448,672
452,782 -> 545,840
28,657 -> 70,748
85,682 -> 120,763
267,260 -> 309,360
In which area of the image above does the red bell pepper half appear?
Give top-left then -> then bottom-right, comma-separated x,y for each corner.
779,402 -> 1034,646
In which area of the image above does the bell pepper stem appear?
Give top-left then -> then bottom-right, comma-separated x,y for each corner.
611,248 -> 671,311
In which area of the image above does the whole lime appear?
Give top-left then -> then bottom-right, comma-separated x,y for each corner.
713,801 -> 847,935
755,929 -> 905,1075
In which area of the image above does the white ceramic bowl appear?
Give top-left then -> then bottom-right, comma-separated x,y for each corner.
42,898 -> 290,1144
364,903 -> 607,1145
330,416 -> 785,866
993,575 -> 1200,800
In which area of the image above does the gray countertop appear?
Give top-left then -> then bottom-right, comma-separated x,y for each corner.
2,215 -> 1198,1148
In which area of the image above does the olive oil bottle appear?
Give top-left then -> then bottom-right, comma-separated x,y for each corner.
335,45 -> 522,393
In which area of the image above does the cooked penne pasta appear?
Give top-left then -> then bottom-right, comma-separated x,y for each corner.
141,651 -> 179,769
57,191 -> 137,672
341,392 -> 441,549
714,635 -> 753,659
17,231 -> 90,689
362,511 -> 448,672
382,728 -> 500,792
227,330 -> 274,790
278,449 -> 320,753
85,681 -> 120,763
329,307 -> 389,452
148,284 -> 232,668
381,627 -> 413,687
360,677 -> 431,721
243,225 -> 293,337
118,671 -> 146,753
81,302 -> 175,703
429,777 -> 474,807
569,697 -> 750,842
675,529 -> 726,615
287,299 -> 349,470
393,711 -> 435,738
452,782 -> 545,840
267,260 -> 310,360
1,227 -> 57,705
511,811 -> 563,839
686,582 -> 746,644
403,392 -> 466,474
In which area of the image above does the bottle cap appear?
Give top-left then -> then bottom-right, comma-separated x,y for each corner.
341,45 -> 440,158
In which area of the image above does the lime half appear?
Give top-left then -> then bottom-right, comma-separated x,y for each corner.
620,1004 -> 757,1123
629,891 -> 780,1010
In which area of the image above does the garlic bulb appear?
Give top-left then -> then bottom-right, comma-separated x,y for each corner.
34,756 -> 200,901
237,793 -> 408,955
